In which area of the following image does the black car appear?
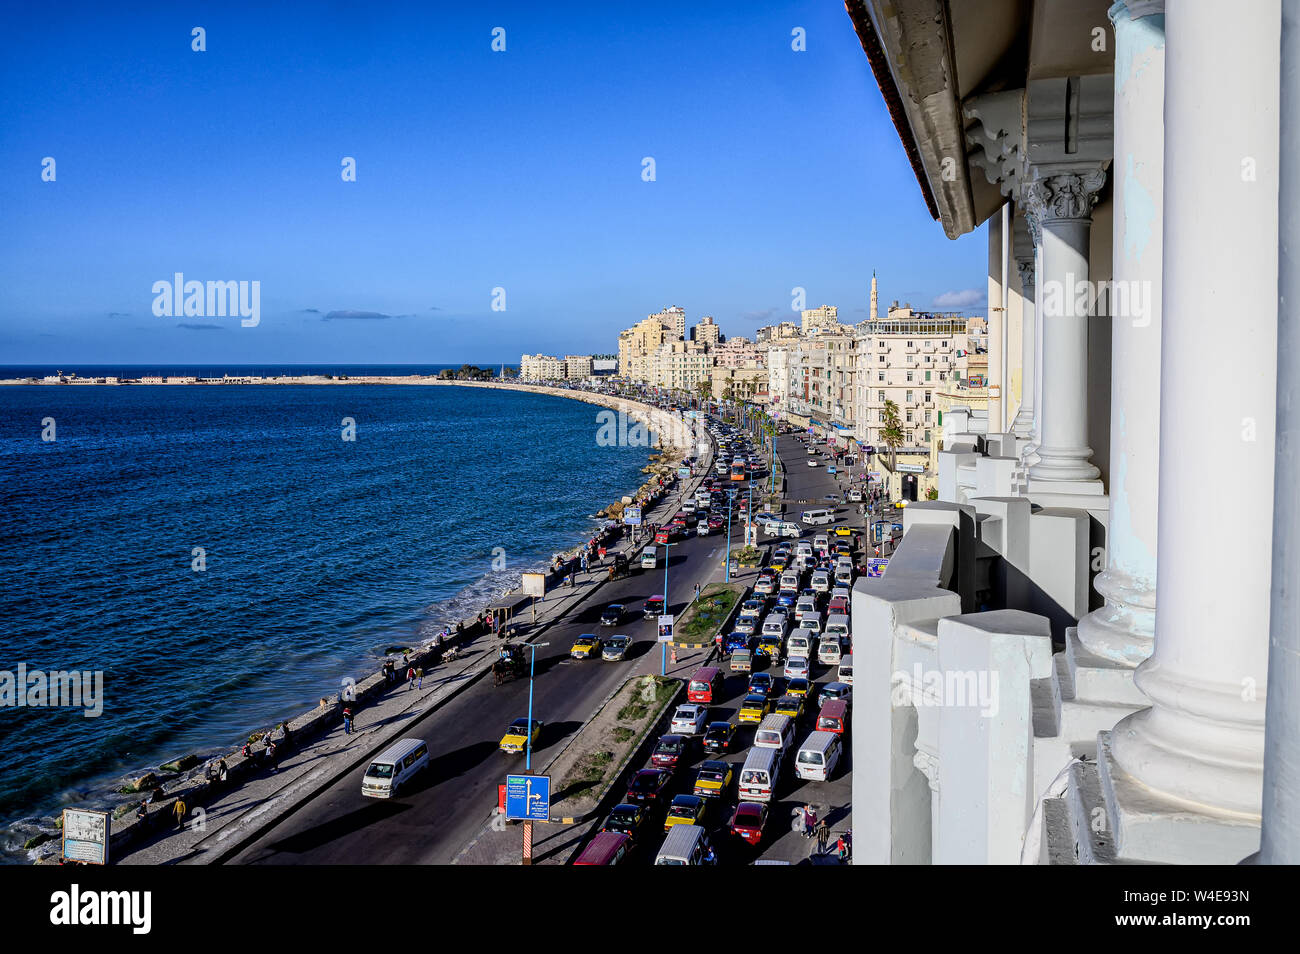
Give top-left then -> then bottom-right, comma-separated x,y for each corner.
600,604 -> 624,626
703,721 -> 737,754
625,768 -> 672,803
643,596 -> 666,620
601,802 -> 649,840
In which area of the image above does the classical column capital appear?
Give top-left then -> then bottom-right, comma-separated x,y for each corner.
1023,167 -> 1108,223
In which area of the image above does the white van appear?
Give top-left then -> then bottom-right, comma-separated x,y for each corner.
797,612 -> 822,636
754,713 -> 797,754
761,613 -> 789,638
838,654 -> 854,686
794,731 -> 843,781
780,570 -> 801,592
801,509 -> 835,526
361,738 -> 429,798
813,534 -> 830,553
641,545 -> 659,570
823,613 -> 851,644
655,824 -> 716,865
810,571 -> 831,592
739,746 -> 782,802
835,565 -> 854,586
786,631 -> 815,659
817,637 -> 842,666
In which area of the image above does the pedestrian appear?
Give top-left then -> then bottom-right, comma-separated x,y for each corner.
136,799 -> 149,828
693,582 -> 701,602
172,797 -> 187,829
343,706 -> 354,734
218,758 -> 228,783
836,833 -> 848,861
816,819 -> 830,854
406,666 -> 416,690
803,804 -> 816,838
280,720 -> 293,751
265,738 -> 278,773
402,650 -> 411,671
416,666 -> 424,690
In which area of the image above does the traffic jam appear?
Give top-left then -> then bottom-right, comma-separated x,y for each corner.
575,417 -> 855,865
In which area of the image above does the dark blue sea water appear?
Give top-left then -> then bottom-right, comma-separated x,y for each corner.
0,383 -> 651,857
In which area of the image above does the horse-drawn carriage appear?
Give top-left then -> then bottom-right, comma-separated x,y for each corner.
493,643 -> 528,686
607,553 -> 632,580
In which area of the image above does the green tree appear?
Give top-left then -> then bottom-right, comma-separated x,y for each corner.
881,399 -> 905,473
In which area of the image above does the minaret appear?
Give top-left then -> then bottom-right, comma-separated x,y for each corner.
870,271 -> 878,320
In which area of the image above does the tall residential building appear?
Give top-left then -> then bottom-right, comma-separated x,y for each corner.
691,315 -> 721,348
851,307 -> 971,454
766,344 -> 793,409
651,305 -> 687,342
714,337 -> 763,368
800,304 -> 840,335
617,311 -> 674,381
563,355 -> 593,379
649,340 -> 712,393
756,321 -> 801,343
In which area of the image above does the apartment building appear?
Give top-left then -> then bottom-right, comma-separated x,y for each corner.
519,353 -> 566,381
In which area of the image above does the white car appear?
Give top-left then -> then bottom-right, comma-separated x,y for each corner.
784,655 -> 811,680
696,522 -> 711,537
847,489 -> 864,502
811,571 -> 831,592
831,585 -> 852,602
670,704 -> 708,735
807,459 -> 820,467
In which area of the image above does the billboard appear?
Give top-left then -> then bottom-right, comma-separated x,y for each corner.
62,808 -> 109,865
521,573 -> 547,598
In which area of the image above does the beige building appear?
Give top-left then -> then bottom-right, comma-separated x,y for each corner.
563,355 -> 594,379
714,337 -> 762,368
617,306 -> 687,381
649,340 -> 713,393
710,365 -> 768,403
519,353 -> 566,381
691,315 -> 721,348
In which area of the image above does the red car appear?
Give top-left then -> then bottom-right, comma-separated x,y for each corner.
730,801 -> 768,845
827,596 -> 850,616
650,734 -> 689,770
625,768 -> 672,804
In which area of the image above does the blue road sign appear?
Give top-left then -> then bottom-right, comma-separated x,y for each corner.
624,506 -> 642,526
505,774 -> 551,821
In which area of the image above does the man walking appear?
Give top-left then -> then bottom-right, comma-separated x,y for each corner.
343,706 -> 354,734
416,666 -> 424,690
406,666 -> 416,691
172,797 -> 187,830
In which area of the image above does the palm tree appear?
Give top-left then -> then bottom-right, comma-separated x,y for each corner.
882,399 -> 904,473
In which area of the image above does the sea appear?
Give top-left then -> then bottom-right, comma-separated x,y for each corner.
0,367 -> 651,861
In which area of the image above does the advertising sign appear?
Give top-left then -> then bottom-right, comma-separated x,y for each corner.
866,558 -> 890,578
657,615 -> 675,642
521,573 -> 547,597
623,506 -> 642,526
62,808 -> 109,865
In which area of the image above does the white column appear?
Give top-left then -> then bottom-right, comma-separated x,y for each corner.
1260,0 -> 1300,866
1110,0 -> 1279,819
987,211 -> 1004,433
1076,0 -> 1164,667
1011,253 -> 1036,438
1025,168 -> 1107,484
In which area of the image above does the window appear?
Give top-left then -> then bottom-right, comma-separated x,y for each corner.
878,372 -> 885,382
924,391 -> 931,403
906,410 -> 913,423
907,340 -> 914,347
924,429 -> 932,442
905,390 -> 913,403
906,372 -> 913,382
925,371 -> 932,381
878,391 -> 885,402
924,410 -> 932,423
878,411 -> 885,423
878,355 -> 885,363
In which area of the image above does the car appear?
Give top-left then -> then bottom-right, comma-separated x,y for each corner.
825,493 -> 841,504
740,598 -> 768,617
752,513 -> 775,526
499,718 -> 543,754
833,526 -> 855,537
601,635 -> 632,661
753,575 -> 776,595
643,595 -> 666,619
786,677 -> 812,698
703,721 -> 738,754
831,585 -> 852,602
693,760 -> 734,799
774,592 -> 797,609
818,681 -> 853,708
794,597 -> 818,623
707,516 -> 725,530
738,693 -> 773,724
847,488 -> 864,502
807,459 -> 820,467
696,522 -> 711,537
570,635 -> 601,659
785,655 -> 811,680
664,794 -> 708,832
601,802 -> 649,840
725,631 -> 755,654
747,672 -> 775,696
625,768 -> 672,804
600,604 -> 624,626
811,571 -> 831,593
651,733 -> 690,770
827,596 -> 849,616
730,801 -> 768,845
773,694 -> 805,721
734,615 -> 758,636
671,703 -> 709,735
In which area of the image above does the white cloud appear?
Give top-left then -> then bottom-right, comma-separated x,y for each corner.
931,288 -> 984,309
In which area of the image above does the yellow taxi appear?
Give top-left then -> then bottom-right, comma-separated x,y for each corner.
663,794 -> 707,832
570,635 -> 601,659
785,677 -> 812,698
499,718 -> 543,754
832,525 -> 854,537
767,557 -> 787,573
895,500 -> 908,509
692,760 -> 733,799
773,694 -> 805,721
738,693 -> 773,724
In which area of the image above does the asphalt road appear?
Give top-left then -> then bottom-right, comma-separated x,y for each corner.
228,428 -> 744,865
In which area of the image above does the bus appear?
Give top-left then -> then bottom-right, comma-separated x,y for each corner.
730,459 -> 746,481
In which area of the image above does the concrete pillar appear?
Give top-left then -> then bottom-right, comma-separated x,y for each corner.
1025,167 -> 1108,484
1261,0 -> 1300,866
1110,0 -> 1279,823
1076,1 -> 1165,667
987,211 -> 1004,433
1011,252 -> 1036,438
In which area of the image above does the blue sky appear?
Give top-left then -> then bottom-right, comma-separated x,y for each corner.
0,1 -> 986,365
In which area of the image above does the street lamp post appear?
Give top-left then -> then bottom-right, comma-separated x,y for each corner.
725,487 -> 736,582
661,541 -> 678,676
524,642 -> 549,772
